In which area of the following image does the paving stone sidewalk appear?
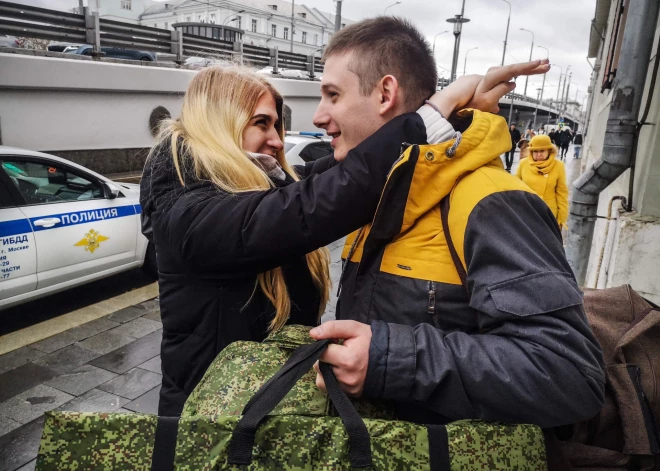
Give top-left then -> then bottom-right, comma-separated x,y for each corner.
0,238 -> 345,471
0,299 -> 163,471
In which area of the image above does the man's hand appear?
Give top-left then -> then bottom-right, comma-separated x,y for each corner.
310,320 -> 372,397
429,59 -> 551,116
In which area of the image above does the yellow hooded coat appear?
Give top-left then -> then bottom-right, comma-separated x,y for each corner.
515,145 -> 568,227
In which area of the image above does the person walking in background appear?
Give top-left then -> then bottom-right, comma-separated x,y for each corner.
516,135 -> 569,230
518,137 -> 530,160
558,127 -> 572,160
548,129 -> 556,145
573,131 -> 583,159
506,123 -> 521,172
538,126 -> 545,135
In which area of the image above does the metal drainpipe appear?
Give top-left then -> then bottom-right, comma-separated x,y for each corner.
566,0 -> 660,286
593,195 -> 626,288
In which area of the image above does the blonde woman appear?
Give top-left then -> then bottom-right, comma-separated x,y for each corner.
516,134 -> 569,229
140,66 -> 475,415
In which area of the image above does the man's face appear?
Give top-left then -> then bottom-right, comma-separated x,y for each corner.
511,125 -> 516,131
313,52 -> 387,161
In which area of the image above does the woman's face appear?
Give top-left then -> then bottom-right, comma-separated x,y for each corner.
532,149 -> 550,161
242,92 -> 284,158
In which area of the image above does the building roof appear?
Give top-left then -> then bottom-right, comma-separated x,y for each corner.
141,0 -> 354,29
588,0 -> 610,58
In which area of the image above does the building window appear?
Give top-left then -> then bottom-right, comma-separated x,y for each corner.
269,4 -> 277,10
298,12 -> 306,18
154,23 -> 158,28
302,31 -> 307,44
164,22 -> 168,29
602,0 -> 628,91
210,14 -> 215,24
271,24 -> 277,37
251,19 -> 257,32
236,15 -> 242,29
314,34 -> 318,45
283,27 -> 289,40
198,14 -> 204,22
186,16 -> 191,22
121,0 -> 131,10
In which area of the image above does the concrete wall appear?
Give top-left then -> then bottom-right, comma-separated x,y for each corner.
581,2 -> 660,300
597,214 -> 660,305
0,51 -> 323,174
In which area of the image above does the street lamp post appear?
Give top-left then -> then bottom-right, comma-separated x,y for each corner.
432,31 -> 448,56
334,0 -> 342,33
559,66 -> 571,116
446,10 -> 470,82
553,65 -> 563,106
290,0 -> 295,52
223,10 -> 245,25
500,0 -> 511,66
462,47 -> 478,75
520,28 -> 535,98
533,45 -> 549,128
384,1 -> 401,14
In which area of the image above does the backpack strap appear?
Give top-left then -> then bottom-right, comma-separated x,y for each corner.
440,195 -> 468,294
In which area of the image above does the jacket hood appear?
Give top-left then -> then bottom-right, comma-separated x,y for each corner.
140,140 -> 209,220
394,109 -> 512,232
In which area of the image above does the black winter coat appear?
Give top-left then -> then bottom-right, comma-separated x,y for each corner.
139,114 -> 425,415
559,129 -> 573,147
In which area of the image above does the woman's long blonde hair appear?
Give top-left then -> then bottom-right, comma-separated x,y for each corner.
154,66 -> 330,331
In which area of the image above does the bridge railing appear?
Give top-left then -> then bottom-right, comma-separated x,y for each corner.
0,0 -> 323,75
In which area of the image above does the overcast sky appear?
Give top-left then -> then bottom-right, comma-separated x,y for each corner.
21,0 -> 596,104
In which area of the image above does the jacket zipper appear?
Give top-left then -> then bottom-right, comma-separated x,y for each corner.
427,281 -> 436,314
336,144 -> 414,298
428,281 -> 440,328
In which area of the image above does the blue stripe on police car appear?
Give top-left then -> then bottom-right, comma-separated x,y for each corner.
29,205 -> 137,232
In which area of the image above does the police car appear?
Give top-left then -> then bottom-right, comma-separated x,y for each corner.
0,146 -> 155,310
284,132 -> 333,167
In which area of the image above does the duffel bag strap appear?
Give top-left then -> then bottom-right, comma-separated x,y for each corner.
228,340 -> 373,468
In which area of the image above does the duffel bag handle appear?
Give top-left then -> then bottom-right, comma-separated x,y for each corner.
227,340 -> 373,468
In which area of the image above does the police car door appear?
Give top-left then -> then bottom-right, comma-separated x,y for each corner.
1,157 -> 138,290
0,171 -> 37,302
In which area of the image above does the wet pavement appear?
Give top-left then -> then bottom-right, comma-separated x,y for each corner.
0,238 -> 345,471
0,150 -> 582,470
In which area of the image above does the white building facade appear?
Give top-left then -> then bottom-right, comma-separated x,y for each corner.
87,0 -> 149,24
137,0 -> 353,55
573,0 -> 660,302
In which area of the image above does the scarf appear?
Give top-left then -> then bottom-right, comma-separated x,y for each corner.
247,152 -> 287,182
529,152 -> 556,175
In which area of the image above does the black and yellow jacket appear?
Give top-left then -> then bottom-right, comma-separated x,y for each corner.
336,110 -> 606,428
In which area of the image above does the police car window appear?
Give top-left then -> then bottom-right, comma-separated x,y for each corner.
1,160 -> 104,205
0,178 -> 15,209
299,142 -> 333,162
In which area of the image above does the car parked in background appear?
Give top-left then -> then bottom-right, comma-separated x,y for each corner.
64,45 -> 155,61
46,42 -> 83,53
0,35 -> 19,48
284,132 -> 333,167
0,146 -> 155,310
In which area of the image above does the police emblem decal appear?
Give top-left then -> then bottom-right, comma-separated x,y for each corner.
74,229 -> 109,253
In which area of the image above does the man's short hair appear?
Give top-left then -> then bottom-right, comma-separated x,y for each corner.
322,17 -> 437,112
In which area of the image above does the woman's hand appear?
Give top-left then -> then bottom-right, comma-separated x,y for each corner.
428,59 -> 551,116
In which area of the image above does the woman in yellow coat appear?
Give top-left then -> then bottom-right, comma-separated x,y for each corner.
516,134 -> 569,228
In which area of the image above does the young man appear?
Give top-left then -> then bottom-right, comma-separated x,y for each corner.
310,17 -> 605,428
505,123 -> 521,171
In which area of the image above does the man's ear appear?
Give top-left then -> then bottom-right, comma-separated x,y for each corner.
377,75 -> 401,117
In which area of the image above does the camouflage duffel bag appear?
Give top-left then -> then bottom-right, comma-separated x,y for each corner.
36,326 -> 549,470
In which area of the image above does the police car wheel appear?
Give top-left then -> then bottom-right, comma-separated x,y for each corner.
142,243 -> 158,279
